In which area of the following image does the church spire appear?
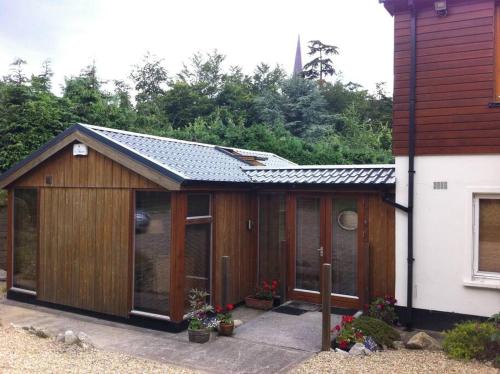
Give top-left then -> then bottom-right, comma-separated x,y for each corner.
293,35 -> 303,76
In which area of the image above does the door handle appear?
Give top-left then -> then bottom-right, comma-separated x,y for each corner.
317,246 -> 324,257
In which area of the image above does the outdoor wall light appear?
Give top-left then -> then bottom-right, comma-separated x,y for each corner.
434,0 -> 447,17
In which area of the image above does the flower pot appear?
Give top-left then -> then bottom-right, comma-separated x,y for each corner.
188,328 -> 210,343
218,322 -> 234,336
244,296 -> 274,310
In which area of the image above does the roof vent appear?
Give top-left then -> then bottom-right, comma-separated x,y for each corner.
215,146 -> 267,166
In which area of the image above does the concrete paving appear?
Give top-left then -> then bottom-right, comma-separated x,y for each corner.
236,309 -> 342,352
0,299 -> 315,373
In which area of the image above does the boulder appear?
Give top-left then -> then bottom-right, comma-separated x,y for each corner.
64,330 -> 78,345
233,319 -> 243,328
334,348 -> 349,356
393,340 -> 405,350
56,333 -> 65,343
349,342 -> 372,356
405,332 -> 442,351
77,332 -> 93,349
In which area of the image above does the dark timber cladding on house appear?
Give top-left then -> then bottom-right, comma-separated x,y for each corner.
0,123 -> 396,329
385,0 -> 500,155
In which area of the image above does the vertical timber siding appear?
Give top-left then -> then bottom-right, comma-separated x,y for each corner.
38,188 -> 130,317
393,0 -> 500,155
213,192 -> 257,305
368,194 -> 395,298
0,206 -> 6,270
11,144 -> 164,317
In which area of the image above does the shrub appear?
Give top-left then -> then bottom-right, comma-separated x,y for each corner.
443,321 -> 499,362
367,295 -> 397,324
352,316 -> 401,348
333,315 -> 365,350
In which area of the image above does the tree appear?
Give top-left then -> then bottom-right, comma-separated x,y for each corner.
31,59 -> 53,92
130,52 -> 168,104
3,58 -> 28,85
302,40 -> 339,84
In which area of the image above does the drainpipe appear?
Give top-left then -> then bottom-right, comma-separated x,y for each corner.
406,0 -> 417,331
381,0 -> 416,330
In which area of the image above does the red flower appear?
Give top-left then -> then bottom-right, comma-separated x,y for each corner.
226,304 -> 234,311
342,315 -> 354,324
263,284 -> 270,291
334,324 -> 341,331
215,305 -> 223,313
338,340 -> 349,350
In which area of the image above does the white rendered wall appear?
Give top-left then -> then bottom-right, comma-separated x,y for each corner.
395,155 -> 500,317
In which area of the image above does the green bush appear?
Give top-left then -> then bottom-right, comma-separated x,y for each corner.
352,316 -> 401,348
443,321 -> 499,362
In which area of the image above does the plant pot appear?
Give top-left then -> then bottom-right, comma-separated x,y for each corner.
245,296 -> 273,310
218,322 -> 234,336
188,328 -> 210,343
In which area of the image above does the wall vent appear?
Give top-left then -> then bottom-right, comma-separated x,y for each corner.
433,181 -> 447,190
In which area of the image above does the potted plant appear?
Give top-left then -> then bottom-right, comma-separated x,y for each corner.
245,280 -> 278,310
186,289 -> 217,343
331,315 -> 366,351
215,303 -> 235,336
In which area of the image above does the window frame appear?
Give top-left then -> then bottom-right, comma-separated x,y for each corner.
130,189 -> 172,321
184,193 -> 213,311
472,194 -> 500,280
11,187 -> 39,296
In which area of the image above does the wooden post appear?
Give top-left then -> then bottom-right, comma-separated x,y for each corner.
279,240 -> 287,304
321,263 -> 332,351
221,256 -> 229,306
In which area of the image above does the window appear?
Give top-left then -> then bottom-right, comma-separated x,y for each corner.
258,193 -> 285,286
187,194 -> 211,218
133,191 -> 171,316
474,196 -> 500,278
13,189 -> 38,292
184,194 -> 212,309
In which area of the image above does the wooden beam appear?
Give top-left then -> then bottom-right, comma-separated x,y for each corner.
170,192 -> 187,322
321,263 -> 332,351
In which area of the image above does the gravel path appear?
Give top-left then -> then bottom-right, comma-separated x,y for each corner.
0,324 -> 197,374
293,350 -> 498,374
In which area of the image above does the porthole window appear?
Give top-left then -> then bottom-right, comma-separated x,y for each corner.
337,210 -> 358,231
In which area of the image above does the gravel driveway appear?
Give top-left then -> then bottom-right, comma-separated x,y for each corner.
293,350 -> 499,374
0,324 -> 196,374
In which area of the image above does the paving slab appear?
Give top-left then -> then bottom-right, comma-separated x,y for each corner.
235,309 -> 342,352
0,300 -> 311,373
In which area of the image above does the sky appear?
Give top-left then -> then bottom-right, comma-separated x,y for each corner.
0,0 -> 394,96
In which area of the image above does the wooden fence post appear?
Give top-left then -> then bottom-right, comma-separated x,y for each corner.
321,263 -> 332,351
221,256 -> 230,306
279,240 -> 287,304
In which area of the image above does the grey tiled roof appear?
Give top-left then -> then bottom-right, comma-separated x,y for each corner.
242,165 -> 395,185
85,125 -> 296,183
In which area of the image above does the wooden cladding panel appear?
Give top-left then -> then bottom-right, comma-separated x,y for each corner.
38,188 -> 130,317
393,0 -> 500,156
367,195 -> 395,299
15,144 -> 159,189
212,192 -> 257,305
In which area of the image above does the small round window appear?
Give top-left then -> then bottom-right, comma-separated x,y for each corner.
337,210 -> 358,231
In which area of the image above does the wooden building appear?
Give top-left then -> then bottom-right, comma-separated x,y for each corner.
0,124 -> 395,329
383,0 -> 500,325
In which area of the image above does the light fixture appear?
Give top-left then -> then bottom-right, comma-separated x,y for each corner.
434,0 -> 447,17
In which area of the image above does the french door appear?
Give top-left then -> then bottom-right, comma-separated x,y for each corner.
288,193 -> 367,309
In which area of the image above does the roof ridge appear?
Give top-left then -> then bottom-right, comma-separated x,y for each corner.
242,164 -> 395,170
81,123 -> 286,159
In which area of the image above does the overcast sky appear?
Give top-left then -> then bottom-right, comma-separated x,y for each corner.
0,0 -> 394,96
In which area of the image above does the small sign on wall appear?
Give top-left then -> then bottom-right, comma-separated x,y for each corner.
73,143 -> 88,156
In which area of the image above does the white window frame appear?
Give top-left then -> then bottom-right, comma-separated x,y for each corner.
464,189 -> 500,289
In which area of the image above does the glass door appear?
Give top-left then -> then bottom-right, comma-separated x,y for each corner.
290,195 -> 324,300
289,193 -> 365,308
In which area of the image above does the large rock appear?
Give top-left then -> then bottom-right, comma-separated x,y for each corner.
233,319 -> 243,328
405,332 -> 442,351
64,330 -> 78,345
349,342 -> 372,356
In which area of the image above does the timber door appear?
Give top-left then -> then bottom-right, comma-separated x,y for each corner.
288,193 -> 366,309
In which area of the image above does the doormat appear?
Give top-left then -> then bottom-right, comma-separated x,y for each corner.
272,305 -> 308,316
286,301 -> 320,312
